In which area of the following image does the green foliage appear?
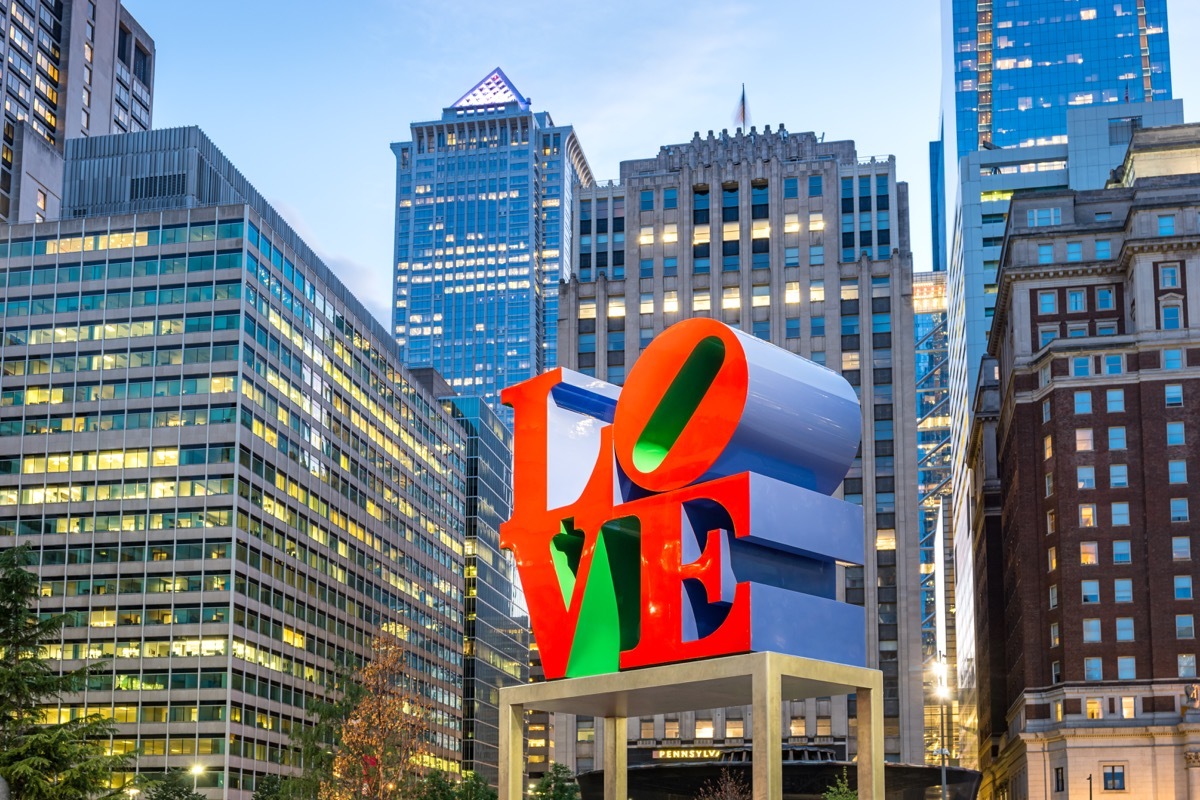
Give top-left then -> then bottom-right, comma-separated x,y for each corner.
0,544 -> 130,799
417,771 -> 459,800
282,662 -> 366,799
822,767 -> 858,800
252,774 -> 284,800
144,772 -> 206,800
456,772 -> 497,800
532,764 -> 579,800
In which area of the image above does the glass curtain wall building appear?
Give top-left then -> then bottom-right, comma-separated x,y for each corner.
2,127 -> 470,797
414,369 -> 528,786
391,69 -> 593,421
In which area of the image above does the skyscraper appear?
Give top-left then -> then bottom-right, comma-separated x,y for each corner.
556,125 -> 924,766
6,126 -> 470,797
4,0 -> 154,223
977,123 -> 1200,799
391,69 -> 592,419
936,0 -> 1178,767
946,0 -> 1171,162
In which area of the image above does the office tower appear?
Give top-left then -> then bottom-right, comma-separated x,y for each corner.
390,69 -> 593,420
913,270 -> 954,763
2,127 -> 468,797
557,126 -> 922,766
975,124 -> 1200,799
413,368 -> 528,786
4,0 -> 154,223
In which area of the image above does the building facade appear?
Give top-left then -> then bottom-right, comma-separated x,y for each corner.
390,69 -> 592,419
4,127 -> 469,797
556,125 -> 923,767
415,370 -> 527,786
5,0 -> 153,223
945,97 -> 1184,768
977,124 -> 1200,799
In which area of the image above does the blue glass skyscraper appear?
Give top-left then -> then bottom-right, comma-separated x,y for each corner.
391,69 -> 593,420
948,0 -> 1171,162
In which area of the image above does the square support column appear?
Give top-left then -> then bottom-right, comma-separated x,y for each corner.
499,696 -> 524,800
855,682 -> 885,800
752,658 -> 782,800
602,716 -> 627,800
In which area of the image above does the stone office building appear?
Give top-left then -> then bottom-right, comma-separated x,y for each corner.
977,124 -> 1200,799
0,127 -> 469,796
556,125 -> 923,767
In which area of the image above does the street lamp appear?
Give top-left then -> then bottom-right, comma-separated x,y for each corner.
932,654 -> 952,800
190,764 -> 204,792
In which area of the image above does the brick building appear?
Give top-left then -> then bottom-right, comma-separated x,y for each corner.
977,124 -> 1200,799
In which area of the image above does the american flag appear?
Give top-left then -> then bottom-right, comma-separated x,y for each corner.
733,84 -> 750,130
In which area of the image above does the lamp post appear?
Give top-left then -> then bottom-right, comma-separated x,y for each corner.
190,765 -> 204,793
933,655 -> 951,800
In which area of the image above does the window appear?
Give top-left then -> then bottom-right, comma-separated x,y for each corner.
1161,264 -> 1180,288
1081,542 -> 1099,565
640,190 -> 654,211
1028,208 -> 1062,227
1164,348 -> 1183,370
1068,289 -> 1086,311
1078,465 -> 1097,488
1098,322 -> 1117,336
639,258 -> 654,278
1116,617 -> 1134,642
1077,429 -> 1094,451
1104,354 -> 1123,375
1173,499 -> 1191,522
692,290 -> 710,311
1115,579 -> 1133,602
1113,540 -> 1131,564
1179,615 -> 1195,639
1067,242 -> 1082,262
1170,460 -> 1188,484
1082,618 -> 1101,642
1039,290 -> 1057,313
1049,584 -> 1059,608
1094,289 -> 1114,313
1047,510 -> 1057,534
1163,304 -> 1182,330
1117,657 -> 1136,680
751,284 -> 769,308
1050,622 -> 1060,647
1048,547 -> 1058,571
663,256 -> 677,277
1043,399 -> 1051,423
1121,697 -> 1135,719
1045,473 -> 1054,496
1044,435 -> 1054,460
1159,214 -> 1176,236
1038,244 -> 1054,264
1054,767 -> 1065,793
1086,698 -> 1103,719
782,178 -> 798,199
662,223 -> 678,244
1040,327 -> 1057,348
808,175 -> 822,197
1110,464 -> 1128,488
638,226 -> 654,246
1072,356 -> 1091,376
1075,391 -> 1092,414
1112,502 -> 1130,526
809,211 -> 825,231
1096,240 -> 1112,259
607,296 -> 625,317
809,245 -> 824,265
1068,324 -> 1087,338
1169,421 -> 1186,446
1108,427 -> 1126,450
1181,654 -> 1198,679
1084,657 -> 1103,681
840,280 -> 859,300
1177,575 -> 1193,600
1176,538 -> 1192,561
1107,389 -> 1124,413
1167,384 -> 1184,407
1082,580 -> 1100,603
663,188 -> 677,210
722,287 -> 740,310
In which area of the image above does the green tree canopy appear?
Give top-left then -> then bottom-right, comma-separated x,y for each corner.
822,767 -> 858,800
532,764 -> 579,800
0,544 -> 130,799
144,771 -> 205,800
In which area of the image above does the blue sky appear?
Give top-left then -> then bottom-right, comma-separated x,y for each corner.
126,0 -> 1200,327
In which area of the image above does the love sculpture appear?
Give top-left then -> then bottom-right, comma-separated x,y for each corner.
501,317 -> 866,680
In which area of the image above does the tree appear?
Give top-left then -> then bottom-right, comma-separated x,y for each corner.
416,770 -> 458,800
531,764 -> 579,800
822,767 -> 858,800
696,768 -> 751,800
143,772 -> 205,800
0,544 -> 130,799
252,774 -> 284,800
286,662 -> 367,799
456,772 -> 497,800
317,636 -> 431,800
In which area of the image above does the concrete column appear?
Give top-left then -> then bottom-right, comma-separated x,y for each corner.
602,716 -> 627,800
1186,751 -> 1200,799
752,659 -> 782,800
856,683 -> 885,800
498,698 -> 524,800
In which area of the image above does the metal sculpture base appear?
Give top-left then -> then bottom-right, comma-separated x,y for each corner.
499,651 -> 884,800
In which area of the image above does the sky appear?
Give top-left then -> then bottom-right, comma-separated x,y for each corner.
125,0 -> 1200,328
